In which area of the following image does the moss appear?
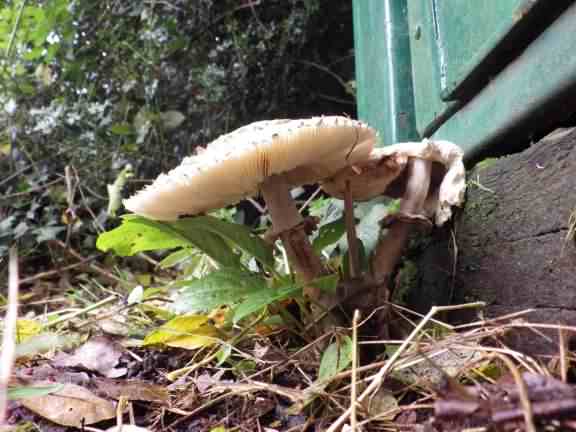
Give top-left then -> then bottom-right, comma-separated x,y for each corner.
474,157 -> 499,171
392,260 -> 419,305
463,188 -> 499,226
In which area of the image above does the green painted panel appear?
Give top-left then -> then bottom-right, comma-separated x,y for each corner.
435,0 -> 537,100
431,2 -> 576,160
352,0 -> 419,146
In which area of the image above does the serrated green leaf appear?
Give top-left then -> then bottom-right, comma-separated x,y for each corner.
8,384 -> 64,400
233,283 -> 299,324
318,336 -> 353,382
96,216 -> 240,268
313,217 -> 346,254
172,268 -> 267,314
174,216 -> 274,269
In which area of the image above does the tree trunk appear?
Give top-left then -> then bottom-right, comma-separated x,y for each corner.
402,128 -> 576,355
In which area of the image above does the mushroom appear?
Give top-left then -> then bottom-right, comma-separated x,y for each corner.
124,116 -> 377,308
322,139 -> 466,225
322,139 -> 466,336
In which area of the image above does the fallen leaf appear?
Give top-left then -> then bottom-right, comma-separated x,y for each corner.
15,319 -> 42,343
194,370 -> 228,394
8,383 -> 64,400
106,426 -> 151,432
94,378 -> 169,404
143,315 -> 220,350
20,381 -> 116,426
53,336 -> 126,378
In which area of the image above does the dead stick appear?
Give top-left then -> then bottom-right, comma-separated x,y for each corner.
344,180 -> 360,278
0,247 -> 19,425
49,240 -> 124,284
20,254 -> 100,284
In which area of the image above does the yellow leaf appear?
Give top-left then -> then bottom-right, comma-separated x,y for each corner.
143,315 -> 220,350
16,319 -> 42,343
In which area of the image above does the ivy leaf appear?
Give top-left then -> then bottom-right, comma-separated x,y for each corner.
96,215 -> 240,269
171,268 -> 267,314
34,226 -> 65,242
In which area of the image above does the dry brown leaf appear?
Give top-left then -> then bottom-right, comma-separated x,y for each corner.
20,381 -> 116,426
93,378 -> 169,404
106,426 -> 151,432
53,336 -> 126,378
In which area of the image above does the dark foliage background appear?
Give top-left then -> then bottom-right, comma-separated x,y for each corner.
0,0 -> 356,258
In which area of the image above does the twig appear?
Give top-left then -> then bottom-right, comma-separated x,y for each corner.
20,254 -> 100,284
0,164 -> 32,188
326,302 -> 485,432
559,326 -> 568,383
42,295 -> 117,329
350,310 -> 360,431
0,247 -> 20,425
1,178 -> 63,199
344,180 -> 359,278
497,354 -> 536,432
5,0 -> 26,59
298,186 -> 322,215
49,240 -> 125,284
297,60 -> 352,95
247,197 -> 265,214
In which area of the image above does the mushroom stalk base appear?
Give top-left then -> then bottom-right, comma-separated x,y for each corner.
260,175 -> 326,298
370,158 -> 432,336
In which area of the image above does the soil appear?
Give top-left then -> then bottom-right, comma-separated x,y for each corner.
403,127 -> 576,354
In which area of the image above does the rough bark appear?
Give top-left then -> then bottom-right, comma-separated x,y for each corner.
403,128 -> 576,355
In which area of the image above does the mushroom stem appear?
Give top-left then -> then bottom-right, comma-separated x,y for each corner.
260,174 -> 326,297
344,180 -> 360,279
370,158 -> 432,323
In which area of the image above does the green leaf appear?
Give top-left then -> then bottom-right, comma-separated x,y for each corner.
216,344 -> 233,366
318,336 -> 353,382
159,110 -> 185,130
233,282 -> 299,324
109,123 -> 134,135
310,273 -> 340,294
174,216 -> 274,269
338,199 -> 398,256
34,226 -> 65,242
96,216 -> 240,268
158,248 -> 194,269
172,268 -> 268,314
8,384 -> 64,400
342,239 -> 367,280
313,217 -> 346,254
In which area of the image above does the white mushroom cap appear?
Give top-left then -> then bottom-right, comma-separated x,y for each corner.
322,139 -> 466,226
124,116 -> 376,220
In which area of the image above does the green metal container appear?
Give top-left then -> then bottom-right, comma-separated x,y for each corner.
353,0 -> 576,159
